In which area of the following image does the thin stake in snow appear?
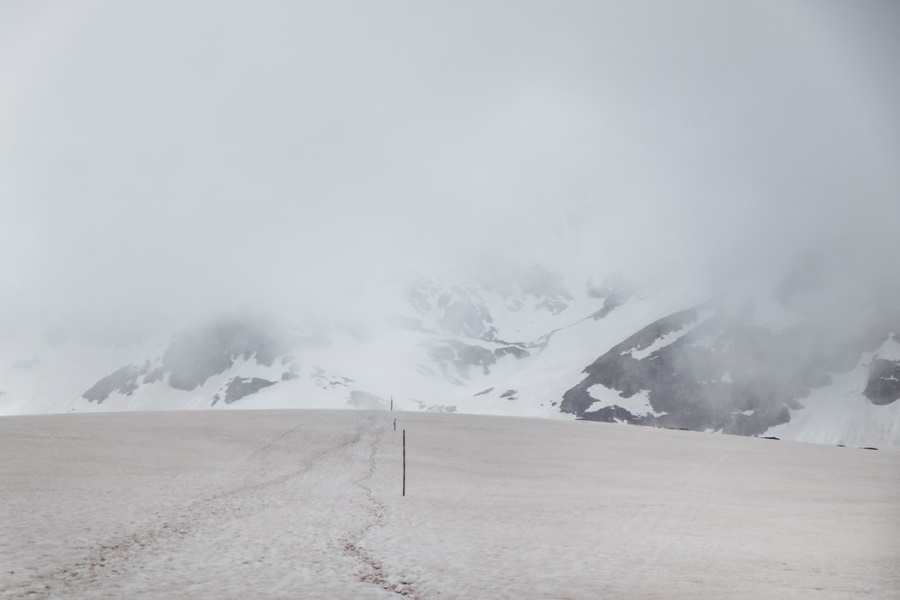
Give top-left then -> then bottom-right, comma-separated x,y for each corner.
402,429 -> 406,497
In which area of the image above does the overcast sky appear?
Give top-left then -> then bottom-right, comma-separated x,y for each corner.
1,1 -> 898,335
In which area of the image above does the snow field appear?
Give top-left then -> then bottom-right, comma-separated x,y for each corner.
766,354 -> 900,446
1,410 -> 898,599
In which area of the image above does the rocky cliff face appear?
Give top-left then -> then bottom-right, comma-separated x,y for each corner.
864,346 -> 900,406
82,316 -> 296,406
68,265 -> 627,412
561,303 -> 900,439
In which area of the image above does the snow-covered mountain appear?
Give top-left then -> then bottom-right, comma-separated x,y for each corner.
1,264 -> 898,447
562,302 -> 900,447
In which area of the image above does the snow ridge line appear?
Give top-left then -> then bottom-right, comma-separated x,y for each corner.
13,425 -> 362,599
341,416 -> 422,599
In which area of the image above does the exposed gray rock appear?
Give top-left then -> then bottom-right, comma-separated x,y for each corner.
581,405 -> 635,424
426,340 -> 495,379
84,315 -> 293,404
143,367 -> 164,384
404,277 -> 499,338
864,359 -> 900,405
164,317 -> 286,391
586,275 -> 634,318
562,306 -> 898,436
535,298 -> 569,315
312,367 -> 353,389
494,345 -> 530,360
212,377 -> 276,406
405,267 -> 576,343
405,277 -> 497,340
84,364 -> 148,403
411,399 -> 458,413
425,339 -> 528,381
560,308 -> 701,417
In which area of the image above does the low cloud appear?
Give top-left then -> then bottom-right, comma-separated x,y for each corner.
1,0 -> 897,338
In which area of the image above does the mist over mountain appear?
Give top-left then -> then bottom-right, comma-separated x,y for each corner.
1,1 -> 898,445
2,262 -> 897,447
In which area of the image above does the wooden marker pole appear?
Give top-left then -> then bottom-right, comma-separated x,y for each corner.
402,429 -> 406,497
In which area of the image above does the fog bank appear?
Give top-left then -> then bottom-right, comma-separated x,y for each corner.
1,1 -> 898,336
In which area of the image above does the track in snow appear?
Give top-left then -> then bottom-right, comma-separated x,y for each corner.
1,411 -> 421,599
1,410 -> 898,599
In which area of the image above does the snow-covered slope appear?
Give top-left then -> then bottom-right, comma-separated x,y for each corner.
765,337 -> 900,446
1,265 -> 898,447
562,296 -> 900,446
3,410 -> 898,599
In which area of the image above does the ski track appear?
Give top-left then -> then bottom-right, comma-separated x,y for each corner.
3,411 -> 898,599
9,422 -> 350,597
339,418 -> 422,599
3,413 -> 419,600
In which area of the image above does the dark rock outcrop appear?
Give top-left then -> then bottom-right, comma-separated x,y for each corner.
84,315 -> 292,404
426,339 -> 530,381
864,358 -> 900,405
164,317 -> 286,391
563,306 -> 899,436
211,377 -> 276,406
84,364 -> 148,403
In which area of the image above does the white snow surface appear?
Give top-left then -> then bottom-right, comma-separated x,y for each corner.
0,278 -> 706,422
875,334 -> 900,361
1,278 -> 897,447
765,353 -> 900,446
1,410 -> 897,600
586,387 -> 662,419
458,282 -> 708,412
